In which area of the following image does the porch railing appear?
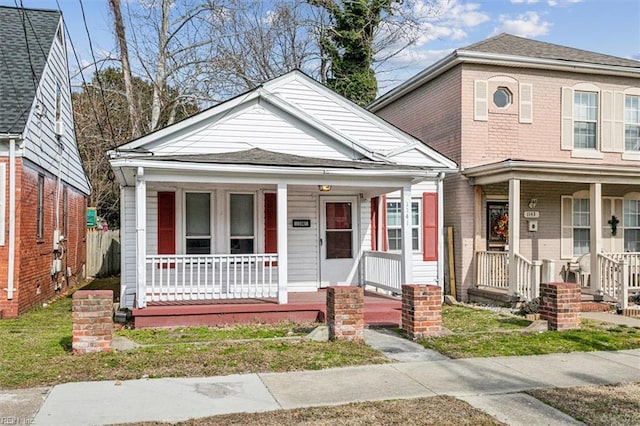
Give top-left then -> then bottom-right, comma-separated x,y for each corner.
598,252 -> 640,309
475,251 -> 508,289
145,254 -> 278,303
475,251 -> 540,300
361,250 -> 402,294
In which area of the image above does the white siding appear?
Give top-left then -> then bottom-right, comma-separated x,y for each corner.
21,20 -> 90,194
287,190 -> 319,291
150,103 -> 352,160
273,79 -> 409,153
121,187 -> 137,309
390,148 -> 454,168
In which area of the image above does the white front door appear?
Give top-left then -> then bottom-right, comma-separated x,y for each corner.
320,196 -> 358,286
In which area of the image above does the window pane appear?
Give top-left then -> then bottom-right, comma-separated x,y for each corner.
186,193 -> 210,236
186,238 -> 210,255
326,231 -> 352,258
388,228 -> 401,251
230,194 -> 254,237
624,229 -> 640,252
573,199 -> 590,227
387,202 -> 401,227
412,202 -> 419,226
412,228 -> 419,251
574,92 -> 597,120
625,200 -> 640,228
574,122 -> 596,149
326,202 -> 352,230
231,239 -> 254,254
573,228 -> 590,256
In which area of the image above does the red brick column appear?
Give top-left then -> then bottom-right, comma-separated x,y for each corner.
326,286 -> 364,341
72,290 -> 113,354
540,282 -> 581,331
402,284 -> 442,339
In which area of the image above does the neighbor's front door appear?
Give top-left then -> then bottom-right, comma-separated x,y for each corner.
320,196 -> 358,286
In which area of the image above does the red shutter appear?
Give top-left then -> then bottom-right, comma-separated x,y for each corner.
370,197 -> 378,250
381,195 -> 388,252
157,192 -> 175,268
423,192 -> 438,261
264,193 -> 277,266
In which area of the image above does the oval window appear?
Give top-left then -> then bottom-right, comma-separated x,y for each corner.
493,87 -> 512,108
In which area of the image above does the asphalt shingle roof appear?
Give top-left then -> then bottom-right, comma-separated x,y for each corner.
148,148 -> 430,171
462,33 -> 640,69
0,6 -> 60,134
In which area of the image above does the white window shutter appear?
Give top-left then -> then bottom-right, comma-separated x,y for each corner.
0,163 -> 5,246
561,196 -> 573,259
519,83 -> 533,123
613,91 -> 625,152
474,80 -> 488,121
561,87 -> 574,150
601,90 -> 613,151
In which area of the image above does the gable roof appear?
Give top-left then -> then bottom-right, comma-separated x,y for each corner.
112,70 -> 457,172
371,33 -> 640,111
0,6 -> 60,134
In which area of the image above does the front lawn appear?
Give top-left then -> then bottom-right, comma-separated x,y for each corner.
418,305 -> 640,358
0,290 -> 387,389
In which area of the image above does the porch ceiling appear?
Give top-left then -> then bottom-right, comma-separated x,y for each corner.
463,160 -> 640,185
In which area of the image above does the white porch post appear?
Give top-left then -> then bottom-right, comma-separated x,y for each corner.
437,174 -> 445,288
401,184 -> 413,284
590,182 -> 602,295
508,179 -> 520,297
135,167 -> 147,308
277,183 -> 288,304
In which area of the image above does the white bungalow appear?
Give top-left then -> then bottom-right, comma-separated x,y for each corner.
109,71 -> 456,324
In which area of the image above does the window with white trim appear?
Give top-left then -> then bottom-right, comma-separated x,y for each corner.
561,194 -> 590,258
185,192 -> 211,254
625,94 -> 640,152
624,199 -> 640,252
574,91 -> 598,149
230,193 -> 255,254
386,200 -> 420,251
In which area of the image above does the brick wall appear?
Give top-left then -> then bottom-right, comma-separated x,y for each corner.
0,161 -> 87,318
326,286 -> 364,341
72,290 -> 113,353
402,284 -> 442,339
540,282 -> 580,331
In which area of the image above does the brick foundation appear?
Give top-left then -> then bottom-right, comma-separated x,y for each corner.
72,290 -> 113,354
402,284 -> 442,339
540,282 -> 580,331
326,286 -> 364,341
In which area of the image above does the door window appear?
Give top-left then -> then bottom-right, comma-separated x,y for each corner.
325,202 -> 352,259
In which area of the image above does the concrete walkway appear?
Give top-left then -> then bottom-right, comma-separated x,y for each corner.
28,348 -> 640,425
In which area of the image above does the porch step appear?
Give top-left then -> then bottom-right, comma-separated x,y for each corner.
581,301 -> 614,312
364,307 -> 401,327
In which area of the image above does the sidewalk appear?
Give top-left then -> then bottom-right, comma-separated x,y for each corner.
30,348 -> 640,425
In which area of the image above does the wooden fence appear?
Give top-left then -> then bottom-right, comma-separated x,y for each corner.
86,229 -> 120,277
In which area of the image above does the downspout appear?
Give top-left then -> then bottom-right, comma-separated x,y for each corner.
437,172 -> 445,293
7,138 -> 17,300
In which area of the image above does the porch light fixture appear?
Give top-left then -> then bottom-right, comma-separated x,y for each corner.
528,198 -> 537,209
318,185 -> 332,192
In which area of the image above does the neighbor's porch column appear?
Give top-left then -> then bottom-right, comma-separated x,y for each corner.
401,184 -> 413,284
277,183 -> 288,304
135,167 -> 147,308
590,182 -> 602,295
508,178 -> 520,297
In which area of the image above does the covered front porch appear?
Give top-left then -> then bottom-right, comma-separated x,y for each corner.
465,160 -> 640,308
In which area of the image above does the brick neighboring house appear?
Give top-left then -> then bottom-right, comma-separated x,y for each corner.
371,34 -> 640,305
0,6 -> 90,318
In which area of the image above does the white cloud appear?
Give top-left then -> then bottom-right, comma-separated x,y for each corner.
511,0 -> 541,4
493,11 -> 552,37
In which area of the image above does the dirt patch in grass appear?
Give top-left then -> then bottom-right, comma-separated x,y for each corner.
528,382 -> 640,426
123,396 -> 505,426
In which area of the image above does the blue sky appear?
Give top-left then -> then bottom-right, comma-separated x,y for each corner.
4,0 -> 640,92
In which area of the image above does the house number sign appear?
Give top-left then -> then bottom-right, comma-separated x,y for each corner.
292,219 -> 311,228
523,211 -> 539,219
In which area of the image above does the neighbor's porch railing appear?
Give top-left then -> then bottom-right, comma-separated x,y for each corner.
361,250 -> 402,294
475,251 -> 541,300
145,254 -> 278,302
598,252 -> 640,309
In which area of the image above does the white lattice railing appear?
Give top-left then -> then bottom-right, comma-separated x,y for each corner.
145,254 -> 279,303
361,250 -> 403,294
476,251 -> 509,289
598,252 -> 638,309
